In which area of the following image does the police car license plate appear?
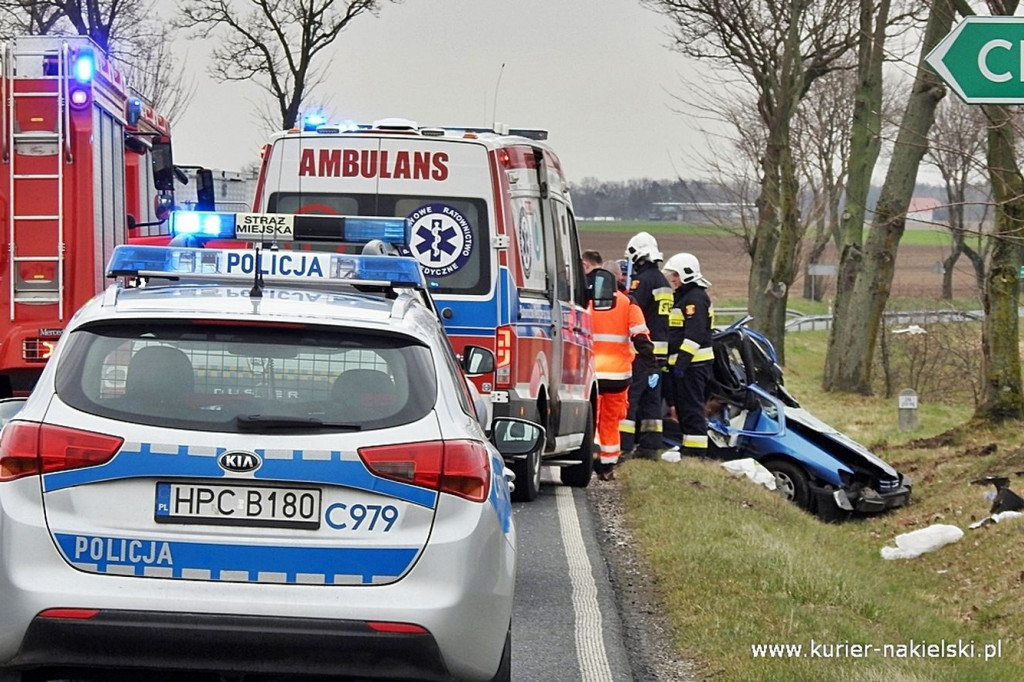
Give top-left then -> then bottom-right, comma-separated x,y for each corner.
154,482 -> 322,530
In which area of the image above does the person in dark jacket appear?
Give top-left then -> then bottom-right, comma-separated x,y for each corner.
619,232 -> 672,459
662,252 -> 714,458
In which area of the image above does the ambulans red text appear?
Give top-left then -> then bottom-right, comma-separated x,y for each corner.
298,149 -> 449,181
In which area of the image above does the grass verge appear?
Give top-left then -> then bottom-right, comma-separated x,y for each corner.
616,331 -> 1023,680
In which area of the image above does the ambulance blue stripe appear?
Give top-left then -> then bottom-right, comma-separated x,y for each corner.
434,299 -> 498,328
43,444 -> 437,508
54,533 -> 417,584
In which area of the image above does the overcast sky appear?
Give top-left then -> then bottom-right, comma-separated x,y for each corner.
170,0 -> 715,184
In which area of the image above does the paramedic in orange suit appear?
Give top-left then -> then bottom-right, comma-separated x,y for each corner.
582,251 -> 656,481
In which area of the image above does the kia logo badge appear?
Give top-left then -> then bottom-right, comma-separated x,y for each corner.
218,450 -> 262,473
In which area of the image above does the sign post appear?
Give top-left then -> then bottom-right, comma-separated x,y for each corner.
926,16 -> 1024,104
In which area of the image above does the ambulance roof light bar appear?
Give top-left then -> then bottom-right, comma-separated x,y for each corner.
105,245 -> 426,289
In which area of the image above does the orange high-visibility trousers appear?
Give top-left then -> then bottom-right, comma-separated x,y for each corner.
597,388 -> 630,465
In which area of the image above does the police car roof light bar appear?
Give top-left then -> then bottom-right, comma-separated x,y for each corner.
105,245 -> 426,290
167,211 -> 409,246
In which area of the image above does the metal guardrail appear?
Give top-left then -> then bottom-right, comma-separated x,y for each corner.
717,307 -> 995,333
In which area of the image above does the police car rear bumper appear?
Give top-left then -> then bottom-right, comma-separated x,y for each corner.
7,610 -> 454,681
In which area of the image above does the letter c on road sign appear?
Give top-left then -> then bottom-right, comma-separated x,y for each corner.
979,39 -> 1013,83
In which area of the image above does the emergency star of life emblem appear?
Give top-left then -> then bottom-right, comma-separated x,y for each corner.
406,203 -> 474,277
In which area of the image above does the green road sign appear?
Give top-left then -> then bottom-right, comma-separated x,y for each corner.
926,16 -> 1024,104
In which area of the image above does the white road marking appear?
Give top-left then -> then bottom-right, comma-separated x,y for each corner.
556,485 -> 614,682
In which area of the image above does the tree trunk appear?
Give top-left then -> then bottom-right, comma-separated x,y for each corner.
824,0 -> 953,394
747,136 -> 782,351
824,0 -> 888,390
976,102 -> 1024,421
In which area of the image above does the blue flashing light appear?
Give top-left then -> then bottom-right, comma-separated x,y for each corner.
348,256 -> 424,286
169,211 -> 237,239
106,245 -> 222,277
302,113 -> 327,131
106,245 -> 426,289
72,47 -> 95,84
342,218 -> 409,244
127,97 -> 142,126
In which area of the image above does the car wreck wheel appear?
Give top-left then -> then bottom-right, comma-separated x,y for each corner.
764,459 -> 812,511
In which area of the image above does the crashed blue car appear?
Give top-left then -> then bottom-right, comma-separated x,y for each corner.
699,317 -> 912,521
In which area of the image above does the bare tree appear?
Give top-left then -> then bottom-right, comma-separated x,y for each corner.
824,0 -> 953,394
925,95 -> 988,298
643,0 -> 860,362
793,66 -> 856,301
0,1 -> 194,120
176,0 -> 398,131
0,0 -> 62,35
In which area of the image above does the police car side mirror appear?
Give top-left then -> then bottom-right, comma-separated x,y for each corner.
490,417 -> 545,457
461,346 -> 495,375
589,269 -> 616,311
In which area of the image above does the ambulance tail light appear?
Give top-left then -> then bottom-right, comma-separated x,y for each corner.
22,339 -> 57,363
358,440 -> 490,503
0,423 -> 124,481
495,326 -> 513,387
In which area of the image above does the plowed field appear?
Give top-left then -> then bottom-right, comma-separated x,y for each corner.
579,228 -> 982,304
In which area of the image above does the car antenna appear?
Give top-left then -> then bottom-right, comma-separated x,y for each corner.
249,242 -> 264,299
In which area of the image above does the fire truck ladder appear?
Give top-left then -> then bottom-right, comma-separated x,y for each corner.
3,39 -> 69,321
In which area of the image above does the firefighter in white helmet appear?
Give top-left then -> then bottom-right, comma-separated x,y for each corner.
662,252 -> 715,458
620,232 -> 672,459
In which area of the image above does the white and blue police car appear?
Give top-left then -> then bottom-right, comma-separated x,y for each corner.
0,244 -> 541,682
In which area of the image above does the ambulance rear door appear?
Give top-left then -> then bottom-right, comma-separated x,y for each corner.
260,133 -> 499,350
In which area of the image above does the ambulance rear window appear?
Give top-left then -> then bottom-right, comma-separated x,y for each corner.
55,321 -> 437,433
267,192 -> 490,296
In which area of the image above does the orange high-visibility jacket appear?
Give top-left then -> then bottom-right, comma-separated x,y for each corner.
592,291 -> 650,381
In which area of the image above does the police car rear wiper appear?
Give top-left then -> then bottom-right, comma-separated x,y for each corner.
235,414 -> 362,431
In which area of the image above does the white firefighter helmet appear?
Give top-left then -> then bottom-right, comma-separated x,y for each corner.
625,231 -> 663,264
663,252 -> 711,288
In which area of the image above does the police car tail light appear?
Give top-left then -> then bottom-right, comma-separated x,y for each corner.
439,441 -> 491,502
0,422 -> 123,481
358,440 -> 490,503
39,608 -> 100,620
358,442 -> 442,491
367,621 -> 428,634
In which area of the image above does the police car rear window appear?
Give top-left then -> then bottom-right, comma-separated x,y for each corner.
55,322 -> 437,432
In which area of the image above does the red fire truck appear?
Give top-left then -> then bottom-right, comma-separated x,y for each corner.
0,36 -> 175,396
124,90 -> 176,243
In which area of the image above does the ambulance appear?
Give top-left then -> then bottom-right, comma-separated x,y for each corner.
245,118 -> 597,499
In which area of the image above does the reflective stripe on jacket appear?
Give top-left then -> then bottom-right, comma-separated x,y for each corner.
667,283 -> 714,371
593,291 -> 650,381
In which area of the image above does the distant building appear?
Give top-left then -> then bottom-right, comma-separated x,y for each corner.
906,197 -> 942,226
649,201 -> 752,224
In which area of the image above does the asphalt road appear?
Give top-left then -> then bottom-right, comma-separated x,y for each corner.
510,469 -> 636,682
